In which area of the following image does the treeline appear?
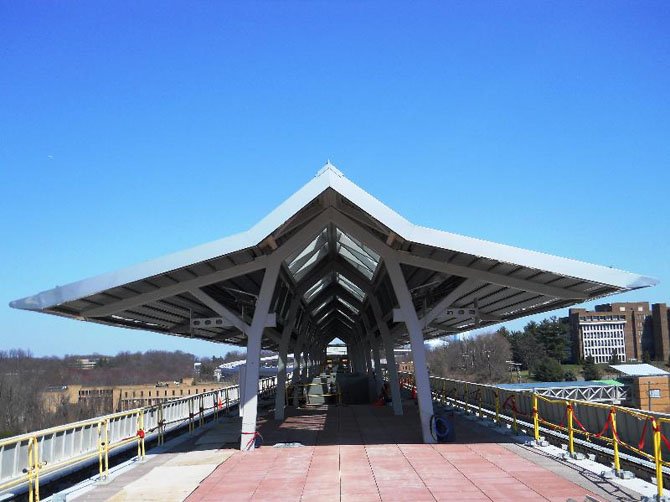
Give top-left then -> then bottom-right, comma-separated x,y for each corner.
425,332 -> 512,383
498,317 -> 574,381
0,348 -> 248,438
424,317 -> 584,383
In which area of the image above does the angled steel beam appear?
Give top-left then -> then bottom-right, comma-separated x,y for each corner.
83,258 -> 269,318
307,284 -> 363,313
330,210 -> 588,301
419,279 -> 476,327
396,252 -> 588,301
84,210 -> 334,320
189,288 -> 251,333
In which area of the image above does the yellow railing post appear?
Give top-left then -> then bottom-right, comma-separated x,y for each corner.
653,418 -> 664,499
158,404 -> 164,446
441,380 -> 446,404
532,393 -> 540,442
27,437 -> 35,502
611,408 -> 620,475
199,395 -> 204,428
511,395 -> 518,434
494,390 -> 500,426
97,421 -> 104,479
104,419 -> 109,479
464,383 -> 469,414
567,401 -> 575,457
33,437 -> 40,502
138,411 -> 145,460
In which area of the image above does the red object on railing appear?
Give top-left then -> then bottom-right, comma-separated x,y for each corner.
502,395 -> 516,410
650,421 -> 670,452
136,429 -> 145,439
593,411 -> 612,439
567,404 -> 590,434
243,431 -> 263,450
638,418 -> 650,450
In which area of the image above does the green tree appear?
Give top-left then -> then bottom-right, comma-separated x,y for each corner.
608,348 -> 620,366
533,357 -> 564,382
534,317 -> 570,362
564,370 -> 577,381
517,331 -> 546,371
582,356 -> 601,380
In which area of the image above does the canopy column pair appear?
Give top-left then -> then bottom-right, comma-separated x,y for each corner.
333,212 -> 435,443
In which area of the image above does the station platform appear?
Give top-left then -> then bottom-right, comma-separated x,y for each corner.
72,401 -> 645,502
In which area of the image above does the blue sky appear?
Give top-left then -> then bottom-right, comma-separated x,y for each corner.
1,2 -> 668,358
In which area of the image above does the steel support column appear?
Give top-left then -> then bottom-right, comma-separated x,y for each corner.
371,297 -> 403,415
274,298 -> 301,420
384,256 -> 435,443
292,323 -> 308,406
240,261 -> 281,451
371,335 -> 383,395
363,336 -> 375,400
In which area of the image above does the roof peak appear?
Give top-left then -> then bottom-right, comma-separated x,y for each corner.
316,160 -> 344,178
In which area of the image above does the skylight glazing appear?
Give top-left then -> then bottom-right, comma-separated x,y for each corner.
285,229 -> 329,282
336,273 -> 365,300
335,228 -> 380,280
304,275 -> 332,303
337,297 -> 359,315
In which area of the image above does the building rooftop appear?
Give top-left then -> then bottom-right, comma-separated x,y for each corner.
610,363 -> 670,377
497,379 -> 625,391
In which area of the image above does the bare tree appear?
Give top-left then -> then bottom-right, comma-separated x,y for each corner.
426,332 -> 512,383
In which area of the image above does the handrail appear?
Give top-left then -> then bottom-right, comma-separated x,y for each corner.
398,371 -> 668,499
0,376 -> 277,501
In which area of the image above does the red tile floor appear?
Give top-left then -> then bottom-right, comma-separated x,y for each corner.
186,403 -> 605,501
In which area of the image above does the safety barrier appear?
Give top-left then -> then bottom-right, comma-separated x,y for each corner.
0,376 -> 277,501
398,372 -> 670,499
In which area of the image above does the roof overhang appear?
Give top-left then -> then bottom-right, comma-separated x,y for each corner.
10,163 -> 658,352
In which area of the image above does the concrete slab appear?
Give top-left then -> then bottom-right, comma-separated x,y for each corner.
107,463 -> 221,502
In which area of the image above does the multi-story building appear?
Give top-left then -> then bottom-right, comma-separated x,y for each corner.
566,302 -> 667,364
42,378 -> 222,414
653,303 -> 670,362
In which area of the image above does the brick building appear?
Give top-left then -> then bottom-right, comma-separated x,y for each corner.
566,302 -> 669,364
42,378 -> 221,414
653,303 -> 670,362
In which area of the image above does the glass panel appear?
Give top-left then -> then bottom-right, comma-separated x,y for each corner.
304,275 -> 332,303
336,308 -> 356,325
285,229 -> 329,281
311,296 -> 333,316
337,296 -> 359,315
336,273 -> 365,300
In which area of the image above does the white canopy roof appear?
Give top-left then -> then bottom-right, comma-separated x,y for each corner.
11,163 -> 658,352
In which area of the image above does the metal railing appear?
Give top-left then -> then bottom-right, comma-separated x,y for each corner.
0,376 -> 277,501
399,372 -> 670,500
